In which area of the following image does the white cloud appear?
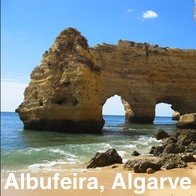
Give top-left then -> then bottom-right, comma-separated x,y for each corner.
143,10 -> 158,19
1,81 -> 28,112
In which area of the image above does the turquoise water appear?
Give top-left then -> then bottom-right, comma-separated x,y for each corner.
1,112 -> 178,173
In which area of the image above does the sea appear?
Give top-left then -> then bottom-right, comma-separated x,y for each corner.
1,112 -> 179,174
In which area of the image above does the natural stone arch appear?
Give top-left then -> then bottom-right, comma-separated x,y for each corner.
16,28 -> 196,133
101,94 -> 133,120
102,95 -> 122,115
155,102 -> 174,117
156,96 -> 191,116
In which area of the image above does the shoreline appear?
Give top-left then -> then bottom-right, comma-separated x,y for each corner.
0,153 -> 158,176
1,162 -> 196,196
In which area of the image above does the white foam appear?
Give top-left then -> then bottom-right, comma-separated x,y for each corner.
48,148 -> 78,158
24,148 -> 46,154
117,150 -> 127,157
27,159 -> 81,172
120,144 -> 137,149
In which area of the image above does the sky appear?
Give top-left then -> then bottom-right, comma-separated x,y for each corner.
1,0 -> 196,116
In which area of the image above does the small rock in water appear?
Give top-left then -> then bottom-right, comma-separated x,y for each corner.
153,129 -> 169,140
132,151 -> 140,156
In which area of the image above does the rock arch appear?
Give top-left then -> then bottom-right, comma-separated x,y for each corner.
16,28 -> 196,133
155,103 -> 174,117
102,94 -> 133,120
101,94 -> 125,115
156,96 -> 193,116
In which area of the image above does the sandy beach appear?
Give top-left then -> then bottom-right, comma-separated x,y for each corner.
2,162 -> 196,196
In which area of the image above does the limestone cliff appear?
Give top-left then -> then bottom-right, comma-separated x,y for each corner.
16,28 -> 104,132
176,113 -> 196,129
16,28 -> 196,132
92,41 -> 196,123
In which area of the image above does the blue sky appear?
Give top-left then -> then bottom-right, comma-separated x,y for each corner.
1,0 -> 196,115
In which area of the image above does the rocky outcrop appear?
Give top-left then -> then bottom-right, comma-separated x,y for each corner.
124,158 -> 161,173
176,113 -> 196,129
87,149 -> 122,169
172,111 -> 180,120
124,154 -> 196,173
156,154 -> 188,170
150,129 -> 196,155
16,27 -> 196,132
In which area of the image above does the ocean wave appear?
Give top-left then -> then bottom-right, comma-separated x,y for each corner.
116,150 -> 126,157
119,144 -> 137,149
48,148 -> 78,157
28,159 -> 81,172
24,148 -> 47,154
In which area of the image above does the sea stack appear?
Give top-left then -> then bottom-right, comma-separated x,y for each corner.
16,28 -> 104,133
16,28 -> 196,133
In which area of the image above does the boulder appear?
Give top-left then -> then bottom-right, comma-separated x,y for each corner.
132,151 -> 140,156
124,159 -> 161,173
149,145 -> 165,156
157,154 -> 187,170
163,143 -> 185,154
177,130 -> 196,145
153,129 -> 169,140
164,136 -> 177,144
176,113 -> 196,129
124,154 -> 194,172
181,154 -> 196,162
87,149 -> 122,169
172,111 -> 180,120
186,142 -> 196,154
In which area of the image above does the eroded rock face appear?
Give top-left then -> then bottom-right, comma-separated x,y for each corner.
16,28 -> 104,132
176,113 -> 196,129
172,111 -> 180,120
16,28 -> 196,132
124,159 -> 161,173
